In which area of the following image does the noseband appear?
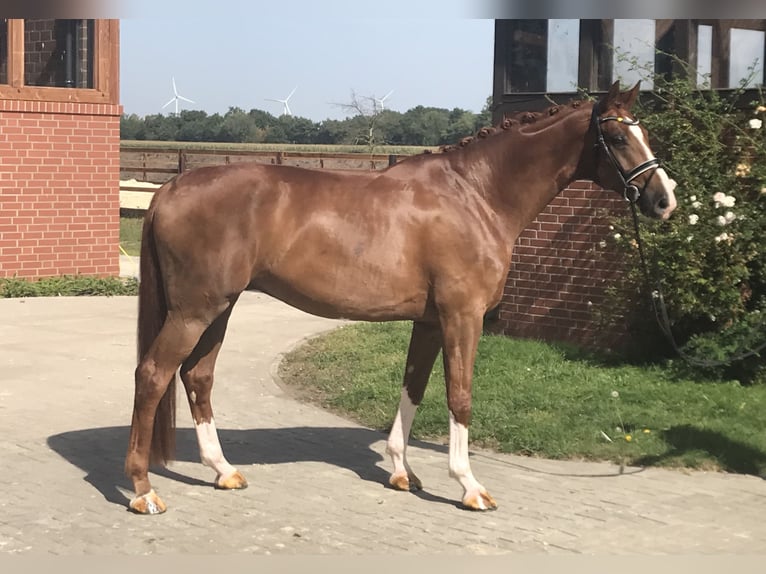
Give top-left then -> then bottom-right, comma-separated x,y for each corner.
590,102 -> 661,203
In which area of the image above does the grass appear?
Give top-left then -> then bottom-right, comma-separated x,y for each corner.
279,321 -> 766,476
121,139 -> 434,156
120,215 -> 144,257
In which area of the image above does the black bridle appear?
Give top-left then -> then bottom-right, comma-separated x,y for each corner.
590,101 -> 661,204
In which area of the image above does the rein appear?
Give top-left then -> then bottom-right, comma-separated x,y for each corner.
591,101 -> 765,368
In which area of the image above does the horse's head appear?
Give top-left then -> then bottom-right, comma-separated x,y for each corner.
590,81 -> 677,220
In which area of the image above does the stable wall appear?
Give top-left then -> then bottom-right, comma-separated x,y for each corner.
0,100 -> 121,278
497,181 -> 628,348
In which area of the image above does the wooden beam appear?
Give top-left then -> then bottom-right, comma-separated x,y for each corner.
711,20 -> 731,88
596,20 -> 614,91
492,20 -> 507,121
107,20 -> 119,105
672,20 -> 697,81
578,20 -> 597,91
7,19 -> 23,89
94,19 -> 120,105
698,19 -> 765,31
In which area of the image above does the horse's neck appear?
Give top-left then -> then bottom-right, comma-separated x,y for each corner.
468,106 -> 592,238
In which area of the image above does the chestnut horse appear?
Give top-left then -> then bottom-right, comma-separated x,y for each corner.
125,81 -> 677,514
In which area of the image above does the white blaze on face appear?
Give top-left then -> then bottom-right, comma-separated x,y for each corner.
627,124 -> 677,218
195,418 -> 237,478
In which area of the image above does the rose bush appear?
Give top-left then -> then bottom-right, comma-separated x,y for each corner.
604,67 -> 766,384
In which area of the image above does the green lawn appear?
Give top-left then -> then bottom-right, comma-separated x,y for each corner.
278,321 -> 766,476
120,216 -> 144,257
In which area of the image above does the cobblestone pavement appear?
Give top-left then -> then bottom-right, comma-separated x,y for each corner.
1,293 -> 765,555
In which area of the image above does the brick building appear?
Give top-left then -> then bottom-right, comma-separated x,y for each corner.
0,19 -> 120,279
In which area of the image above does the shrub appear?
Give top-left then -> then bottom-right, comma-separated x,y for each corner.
604,58 -> 766,384
0,276 -> 139,298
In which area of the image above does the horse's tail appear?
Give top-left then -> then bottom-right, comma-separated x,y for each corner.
136,204 -> 176,465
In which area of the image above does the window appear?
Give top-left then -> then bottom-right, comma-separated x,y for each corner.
0,19 -> 118,105
493,20 -> 766,120
729,27 -> 764,88
506,20 -> 547,93
547,20 -> 579,92
613,19 -> 656,90
697,24 -> 713,87
24,19 -> 94,88
503,20 -> 580,94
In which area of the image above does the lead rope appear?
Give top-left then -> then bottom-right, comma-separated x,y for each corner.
629,202 -> 766,367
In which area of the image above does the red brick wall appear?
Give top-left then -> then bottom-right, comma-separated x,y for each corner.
0,100 -> 121,278
498,180 -> 629,348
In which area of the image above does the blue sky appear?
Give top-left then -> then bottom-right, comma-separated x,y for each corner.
119,1 -> 495,121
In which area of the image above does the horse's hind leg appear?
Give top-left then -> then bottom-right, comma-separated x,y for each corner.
126,315 -> 210,514
386,321 -> 442,492
180,303 -> 247,491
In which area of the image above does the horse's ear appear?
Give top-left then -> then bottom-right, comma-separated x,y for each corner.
622,81 -> 641,110
605,80 -> 621,105
598,80 -> 622,110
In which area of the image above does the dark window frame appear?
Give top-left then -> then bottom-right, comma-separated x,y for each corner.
493,19 -> 766,119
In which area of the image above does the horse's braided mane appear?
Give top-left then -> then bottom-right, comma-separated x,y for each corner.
423,98 -> 586,155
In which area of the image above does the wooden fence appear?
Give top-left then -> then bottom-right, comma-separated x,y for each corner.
120,145 -> 403,184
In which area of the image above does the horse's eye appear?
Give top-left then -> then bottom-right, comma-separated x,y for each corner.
610,135 -> 627,146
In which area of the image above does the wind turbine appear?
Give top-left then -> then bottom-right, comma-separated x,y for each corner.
162,77 -> 195,115
374,89 -> 394,112
265,86 -> 297,116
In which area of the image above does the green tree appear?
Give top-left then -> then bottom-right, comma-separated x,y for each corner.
443,107 -> 480,144
120,113 -> 146,140
218,107 -> 259,142
399,106 -> 450,146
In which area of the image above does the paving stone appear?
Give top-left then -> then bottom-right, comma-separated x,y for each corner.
1,293 -> 764,555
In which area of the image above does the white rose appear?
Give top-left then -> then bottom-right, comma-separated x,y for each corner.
688,214 -> 699,225
749,118 -> 763,129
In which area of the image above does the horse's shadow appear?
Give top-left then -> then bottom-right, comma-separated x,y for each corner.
46,426 -> 456,509
634,424 -> 766,478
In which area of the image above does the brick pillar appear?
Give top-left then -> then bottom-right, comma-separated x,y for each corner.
0,100 -> 122,278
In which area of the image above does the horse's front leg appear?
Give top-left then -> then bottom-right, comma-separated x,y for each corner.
386,321 -> 442,492
440,310 -> 497,511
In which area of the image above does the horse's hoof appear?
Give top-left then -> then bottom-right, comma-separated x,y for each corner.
462,490 -> 497,511
389,471 -> 422,492
129,489 -> 167,515
215,470 -> 248,490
